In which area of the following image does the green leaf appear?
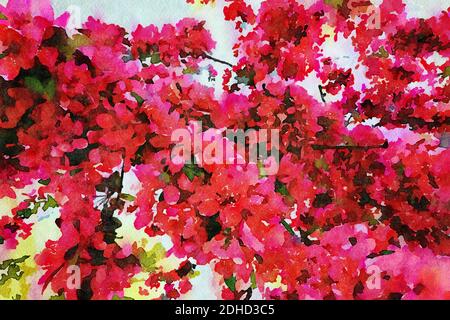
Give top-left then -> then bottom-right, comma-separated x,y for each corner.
374,46 -> 389,59
24,77 -> 55,99
17,208 -> 33,219
42,195 -> 58,211
183,164 -> 204,182
204,214 -> 221,241
281,219 -> 296,236
275,180 -> 290,196
224,275 -> 236,292
183,166 -> 196,181
368,217 -> 379,226
236,75 -> 249,85
188,270 -> 201,279
257,160 -> 267,178
159,172 -> 171,184
0,264 -> 23,285
130,92 -> 145,107
0,236 -> 4,245
138,243 -> 166,273
235,67 -> 255,86
25,77 -> 45,94
150,52 -> 161,64
112,295 -> 135,300
49,294 -> 65,300
0,255 -> 29,286
443,66 -> 450,78
324,0 -> 344,8
120,193 -> 136,201
31,203 -> 40,215
250,271 -> 257,289
379,250 -> 395,256
182,67 -> 197,75
38,178 -> 51,186
314,158 -> 329,171
70,168 -> 83,176
0,12 -> 7,20
60,34 -> 91,59
45,79 -> 56,99
223,227 -> 231,236
0,255 -> 29,269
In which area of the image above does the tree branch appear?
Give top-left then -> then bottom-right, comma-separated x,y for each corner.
311,140 -> 388,151
116,155 -> 125,202
202,53 -> 233,67
318,85 -> 326,103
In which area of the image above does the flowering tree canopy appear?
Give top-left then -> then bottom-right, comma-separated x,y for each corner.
0,0 -> 449,300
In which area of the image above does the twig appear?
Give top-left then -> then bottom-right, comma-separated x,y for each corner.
116,155 -> 125,202
311,140 -> 388,151
318,85 -> 326,103
202,53 -> 233,67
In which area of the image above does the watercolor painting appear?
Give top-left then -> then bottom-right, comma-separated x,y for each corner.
0,0 -> 449,300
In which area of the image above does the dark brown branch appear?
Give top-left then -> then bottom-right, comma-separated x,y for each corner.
377,116 -> 450,131
318,85 -> 326,103
202,53 -> 233,67
311,140 -> 388,151
116,155 -> 125,202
